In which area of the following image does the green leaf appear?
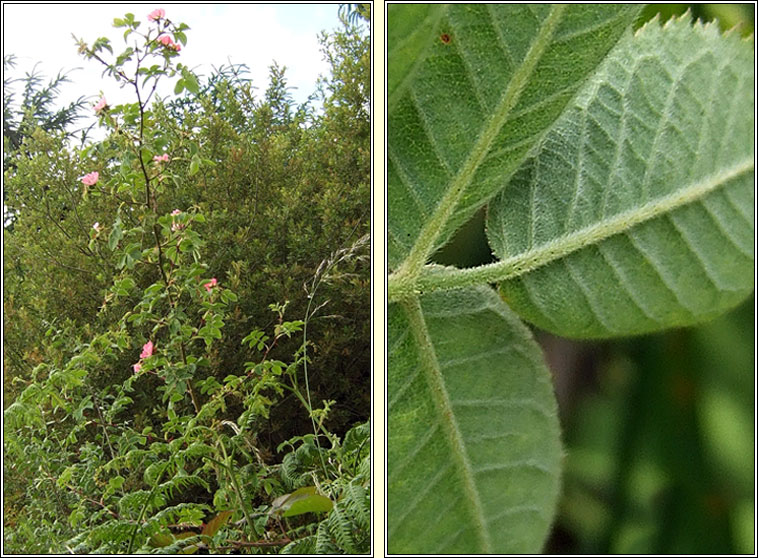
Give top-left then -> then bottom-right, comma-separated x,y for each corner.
109,475 -> 125,491
486,16 -> 755,338
144,461 -> 167,485
93,37 -> 113,54
73,395 -> 94,421
108,219 -> 123,251
282,494 -> 332,517
387,4 -> 641,272
105,474 -> 126,497
388,285 -> 561,554
220,290 -> 237,304
175,78 -> 186,95
181,68 -> 200,95
387,4 -> 445,112
120,242 -> 142,270
115,47 -> 135,67
189,155 -> 200,176
174,30 -> 188,46
57,465 -> 75,488
68,506 -> 86,528
271,486 -> 333,517
185,76 -> 199,95
167,531 -> 202,554
114,277 -> 135,297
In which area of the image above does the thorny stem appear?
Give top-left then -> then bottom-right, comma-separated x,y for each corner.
109,35 -> 201,415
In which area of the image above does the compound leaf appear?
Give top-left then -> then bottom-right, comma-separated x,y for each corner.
388,4 -> 641,272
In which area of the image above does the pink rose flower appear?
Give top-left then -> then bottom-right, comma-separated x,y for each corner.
172,42 -> 181,52
158,34 -> 174,47
148,8 -> 165,21
153,153 -> 170,163
140,340 -> 154,359
171,209 -> 181,216
133,363 -> 142,373
81,171 -> 99,186
94,97 -> 107,113
204,278 -> 218,293
93,222 -> 101,232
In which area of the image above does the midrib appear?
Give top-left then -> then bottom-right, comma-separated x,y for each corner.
393,4 -> 567,282
411,156 -> 755,294
402,297 -> 492,552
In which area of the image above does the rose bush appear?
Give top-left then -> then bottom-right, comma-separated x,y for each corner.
4,6 -> 370,554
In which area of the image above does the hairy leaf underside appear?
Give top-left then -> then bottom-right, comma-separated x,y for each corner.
387,5 -> 646,554
388,286 -> 561,553
388,4 -> 641,273
488,16 -> 755,338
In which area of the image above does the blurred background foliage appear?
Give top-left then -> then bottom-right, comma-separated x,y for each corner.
433,4 -> 754,555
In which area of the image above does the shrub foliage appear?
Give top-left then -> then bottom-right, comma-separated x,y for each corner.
3,6 -> 370,554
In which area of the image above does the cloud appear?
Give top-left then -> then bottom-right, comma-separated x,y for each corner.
3,3 -> 340,117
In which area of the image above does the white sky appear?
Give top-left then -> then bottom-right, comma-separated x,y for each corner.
3,2 -> 345,127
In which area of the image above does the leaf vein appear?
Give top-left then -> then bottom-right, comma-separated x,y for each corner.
624,228 -> 698,316
447,10 -> 490,114
700,197 -> 753,259
407,87 -> 456,176
388,145 -> 433,220
387,422 -> 441,483
596,242 -> 662,324
473,460 -> 552,476
565,104 -> 589,231
666,212 -> 727,291
563,256 -> 616,333
394,4 -> 568,280
401,298 -> 493,551
388,461 -> 455,539
409,158 -> 754,295
388,4 -> 448,113
485,4 -> 515,70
